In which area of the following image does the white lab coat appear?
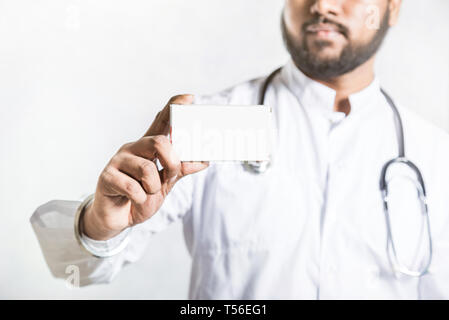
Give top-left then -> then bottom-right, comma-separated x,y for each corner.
30,60 -> 449,299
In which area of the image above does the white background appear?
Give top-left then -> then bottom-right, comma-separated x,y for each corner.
0,0 -> 448,299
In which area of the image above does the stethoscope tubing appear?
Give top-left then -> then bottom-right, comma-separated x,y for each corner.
253,66 -> 432,277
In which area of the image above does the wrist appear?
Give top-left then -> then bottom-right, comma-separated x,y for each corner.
74,194 -> 131,258
82,201 -> 121,241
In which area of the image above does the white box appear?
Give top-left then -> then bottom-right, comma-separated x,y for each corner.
170,104 -> 273,161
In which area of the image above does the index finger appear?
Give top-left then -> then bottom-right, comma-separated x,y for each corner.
144,94 -> 194,137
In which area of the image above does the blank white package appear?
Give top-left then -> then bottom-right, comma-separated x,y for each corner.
170,104 -> 274,161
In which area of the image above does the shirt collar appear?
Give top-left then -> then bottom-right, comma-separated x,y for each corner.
280,59 -> 381,121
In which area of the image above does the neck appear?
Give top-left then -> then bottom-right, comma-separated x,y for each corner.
303,57 -> 376,115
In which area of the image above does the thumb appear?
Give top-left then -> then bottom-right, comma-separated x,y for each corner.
144,94 -> 194,137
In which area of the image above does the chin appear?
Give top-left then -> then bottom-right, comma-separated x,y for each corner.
307,39 -> 344,55
309,48 -> 342,62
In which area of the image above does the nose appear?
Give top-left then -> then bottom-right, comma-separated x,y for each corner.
310,0 -> 341,17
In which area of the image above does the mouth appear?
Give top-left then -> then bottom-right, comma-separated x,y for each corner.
305,23 -> 347,40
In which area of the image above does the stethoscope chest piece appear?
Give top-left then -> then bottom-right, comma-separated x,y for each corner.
251,66 -> 433,277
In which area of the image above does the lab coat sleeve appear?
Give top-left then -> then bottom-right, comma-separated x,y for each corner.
30,174 -> 195,287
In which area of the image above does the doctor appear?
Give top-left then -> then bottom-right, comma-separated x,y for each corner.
31,0 -> 449,299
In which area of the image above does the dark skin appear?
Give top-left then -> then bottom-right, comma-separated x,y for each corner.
284,0 -> 402,115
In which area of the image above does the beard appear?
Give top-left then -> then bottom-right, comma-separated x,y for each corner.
281,10 -> 390,80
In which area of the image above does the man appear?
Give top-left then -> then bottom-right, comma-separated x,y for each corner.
31,0 -> 449,299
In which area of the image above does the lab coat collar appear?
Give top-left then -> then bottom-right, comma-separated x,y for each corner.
281,59 -> 381,120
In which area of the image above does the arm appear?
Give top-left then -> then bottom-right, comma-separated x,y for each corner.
30,199 -> 141,286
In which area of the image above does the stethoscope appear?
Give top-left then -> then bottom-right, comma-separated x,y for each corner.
244,67 -> 433,277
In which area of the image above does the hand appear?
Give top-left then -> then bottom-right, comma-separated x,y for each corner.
82,95 -> 208,240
